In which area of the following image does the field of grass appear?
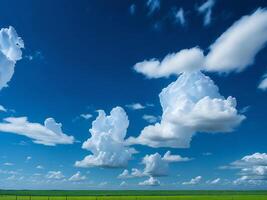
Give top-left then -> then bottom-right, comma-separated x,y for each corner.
0,191 -> 267,200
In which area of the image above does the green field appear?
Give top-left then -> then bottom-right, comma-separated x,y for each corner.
0,191 -> 267,200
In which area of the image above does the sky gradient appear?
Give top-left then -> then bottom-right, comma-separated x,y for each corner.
0,0 -> 267,190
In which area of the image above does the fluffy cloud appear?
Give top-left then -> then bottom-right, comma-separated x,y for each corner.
0,26 -> 24,90
142,152 -> 191,177
205,9 -> 267,72
128,71 -> 245,148
226,153 -> 267,185
182,176 -> 202,185
68,171 -> 86,182
75,107 -> 135,168
139,176 -> 160,186
134,47 -> 205,78
46,171 -> 65,179
197,0 -> 215,26
134,9 -> 267,77
0,117 -> 75,146
258,74 -> 267,90
146,0 -> 160,15
118,168 -> 145,179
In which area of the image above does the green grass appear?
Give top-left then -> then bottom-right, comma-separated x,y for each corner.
0,191 -> 267,200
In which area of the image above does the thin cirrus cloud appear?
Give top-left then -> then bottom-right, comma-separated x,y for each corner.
75,107 -> 136,168
0,26 -> 24,90
127,71 -> 245,148
173,8 -> 186,26
134,9 -> 267,77
0,117 -> 75,146
197,0 -> 215,26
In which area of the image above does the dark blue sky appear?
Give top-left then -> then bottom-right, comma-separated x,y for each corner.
0,0 -> 267,189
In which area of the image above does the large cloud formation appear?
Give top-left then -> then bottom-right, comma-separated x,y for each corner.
0,117 -> 74,146
134,9 -> 267,78
75,107 -> 135,168
0,26 -> 24,90
128,71 -> 245,148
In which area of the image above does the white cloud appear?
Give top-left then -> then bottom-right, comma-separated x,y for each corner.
3,162 -> 13,166
0,26 -> 24,90
139,176 -> 160,186
142,115 -> 159,123
120,181 -> 127,186
128,71 -> 245,148
134,47 -> 205,78
0,117 -> 75,146
68,171 -> 86,182
162,151 -> 192,162
226,153 -> 267,185
26,156 -> 31,161
258,73 -> 267,90
142,152 -> 191,177
75,107 -> 135,168
205,8 -> 267,73
146,0 -> 160,15
197,0 -> 215,26
80,113 -> 93,120
46,171 -> 65,179
126,103 -> 145,110
0,105 -> 7,112
173,8 -> 186,26
118,168 -> 145,179
36,165 -> 44,169
208,178 -> 220,184
182,176 -> 202,185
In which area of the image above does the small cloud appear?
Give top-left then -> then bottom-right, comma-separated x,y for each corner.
26,156 -> 32,161
172,7 -> 186,26
197,0 -> 215,26
258,73 -> 267,91
36,165 -> 44,169
202,152 -> 213,156
3,162 -> 14,166
182,176 -> 202,185
25,51 -> 44,61
80,113 -> 93,120
139,176 -> 160,186
46,171 -> 65,179
146,0 -> 160,16
69,171 -> 86,182
129,4 -> 136,15
120,181 -> 127,186
99,181 -> 108,186
0,105 -> 7,112
126,103 -> 145,110
142,114 -> 159,123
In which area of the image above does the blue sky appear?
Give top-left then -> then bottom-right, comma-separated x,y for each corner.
0,0 -> 267,189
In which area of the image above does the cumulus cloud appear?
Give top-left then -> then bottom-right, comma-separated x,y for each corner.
0,117 -> 75,146
225,153 -> 267,185
80,113 -> 93,120
139,176 -> 160,186
118,168 -> 145,179
197,0 -> 215,26
258,73 -> 267,91
134,47 -> 205,78
146,0 -> 160,15
205,8 -> 267,73
46,171 -> 65,179
75,107 -> 135,168
68,171 -> 86,182
182,176 -> 202,185
0,26 -> 24,90
128,71 -> 245,148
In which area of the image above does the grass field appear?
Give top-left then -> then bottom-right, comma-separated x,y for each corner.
0,191 -> 267,200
